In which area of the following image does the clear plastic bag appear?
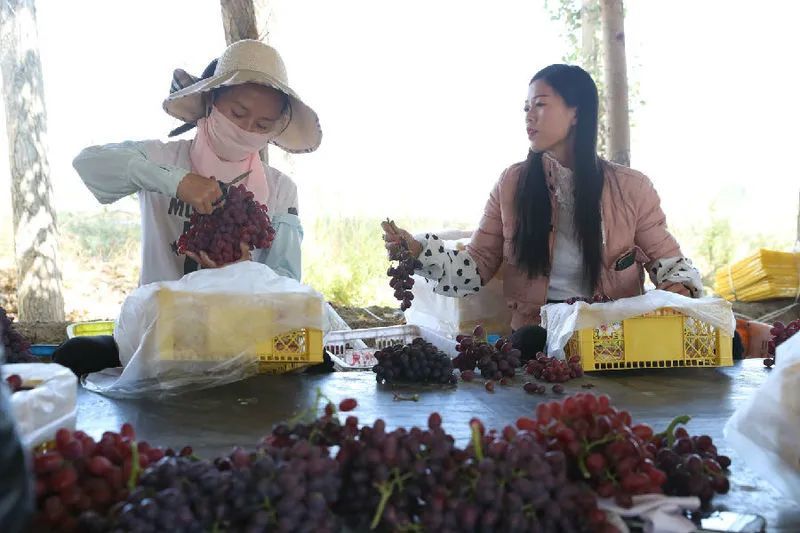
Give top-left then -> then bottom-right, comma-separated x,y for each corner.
404,235 -> 512,338
724,332 -> 800,503
84,262 -> 325,398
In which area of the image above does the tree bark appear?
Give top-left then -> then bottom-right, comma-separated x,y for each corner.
220,0 -> 272,44
0,0 -> 65,321
581,0 -> 600,72
600,0 -> 630,166
795,190 -> 800,250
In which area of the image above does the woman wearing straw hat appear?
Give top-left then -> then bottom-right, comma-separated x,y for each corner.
57,40 -> 330,375
73,39 -> 321,284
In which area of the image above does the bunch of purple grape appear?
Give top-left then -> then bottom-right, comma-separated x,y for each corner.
1,306 -> 37,363
764,319 -> 800,367
453,325 -> 522,384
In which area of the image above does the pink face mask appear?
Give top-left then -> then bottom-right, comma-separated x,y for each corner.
205,106 -> 274,162
189,105 -> 283,206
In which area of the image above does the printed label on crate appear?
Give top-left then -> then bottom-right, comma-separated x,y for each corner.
343,350 -> 379,368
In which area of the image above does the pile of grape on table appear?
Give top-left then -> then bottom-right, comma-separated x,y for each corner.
10,383 -> 734,533
176,183 -> 276,265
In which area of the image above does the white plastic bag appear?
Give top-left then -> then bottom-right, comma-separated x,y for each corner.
541,291 -> 736,358
1,363 -> 78,448
404,234 -> 512,338
84,262 -> 325,398
724,332 -> 800,503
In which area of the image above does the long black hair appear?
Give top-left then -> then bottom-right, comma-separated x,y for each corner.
513,64 -> 605,291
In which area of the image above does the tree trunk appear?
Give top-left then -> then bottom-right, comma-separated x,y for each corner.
220,0 -> 272,44
795,190 -> 800,251
580,0 -> 607,156
0,0 -> 65,322
600,0 -> 630,166
581,0 -> 600,72
219,0 -> 273,164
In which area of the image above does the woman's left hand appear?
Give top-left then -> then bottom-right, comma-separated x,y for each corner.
657,281 -> 691,296
185,241 -> 252,269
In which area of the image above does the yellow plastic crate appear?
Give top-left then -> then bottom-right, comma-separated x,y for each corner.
154,289 -> 324,374
66,320 -> 115,339
566,308 -> 733,371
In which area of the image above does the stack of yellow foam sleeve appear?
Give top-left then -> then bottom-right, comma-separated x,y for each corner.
714,249 -> 800,302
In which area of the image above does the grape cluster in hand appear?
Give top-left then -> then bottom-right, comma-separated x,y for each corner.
385,220 -> 422,311
372,338 -> 457,385
176,184 -> 275,265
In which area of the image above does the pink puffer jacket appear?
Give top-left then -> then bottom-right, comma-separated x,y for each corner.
466,156 -> 683,330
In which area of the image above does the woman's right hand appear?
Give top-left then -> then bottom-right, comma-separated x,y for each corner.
176,173 -> 223,215
381,220 -> 423,259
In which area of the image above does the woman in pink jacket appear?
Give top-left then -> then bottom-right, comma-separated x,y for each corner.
383,64 -> 702,347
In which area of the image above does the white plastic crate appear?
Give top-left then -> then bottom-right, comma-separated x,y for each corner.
324,325 -> 458,371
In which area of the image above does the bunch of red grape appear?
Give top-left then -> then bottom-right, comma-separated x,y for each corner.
525,352 -> 584,383
522,393 -> 664,507
652,421 -> 731,505
565,295 -> 613,304
372,338 -> 457,385
32,424 -> 185,532
5,373 -> 23,393
520,393 -> 731,508
453,325 -> 522,382
1,307 -> 37,363
176,183 -> 276,265
764,319 -> 800,367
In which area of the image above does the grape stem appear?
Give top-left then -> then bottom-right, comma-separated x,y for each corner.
128,441 -> 141,491
470,421 -> 484,461
370,469 -> 411,530
261,496 -> 277,522
578,434 -> 622,479
654,415 -> 692,447
392,392 -> 420,402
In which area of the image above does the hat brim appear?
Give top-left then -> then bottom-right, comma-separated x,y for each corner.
163,70 -> 321,154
